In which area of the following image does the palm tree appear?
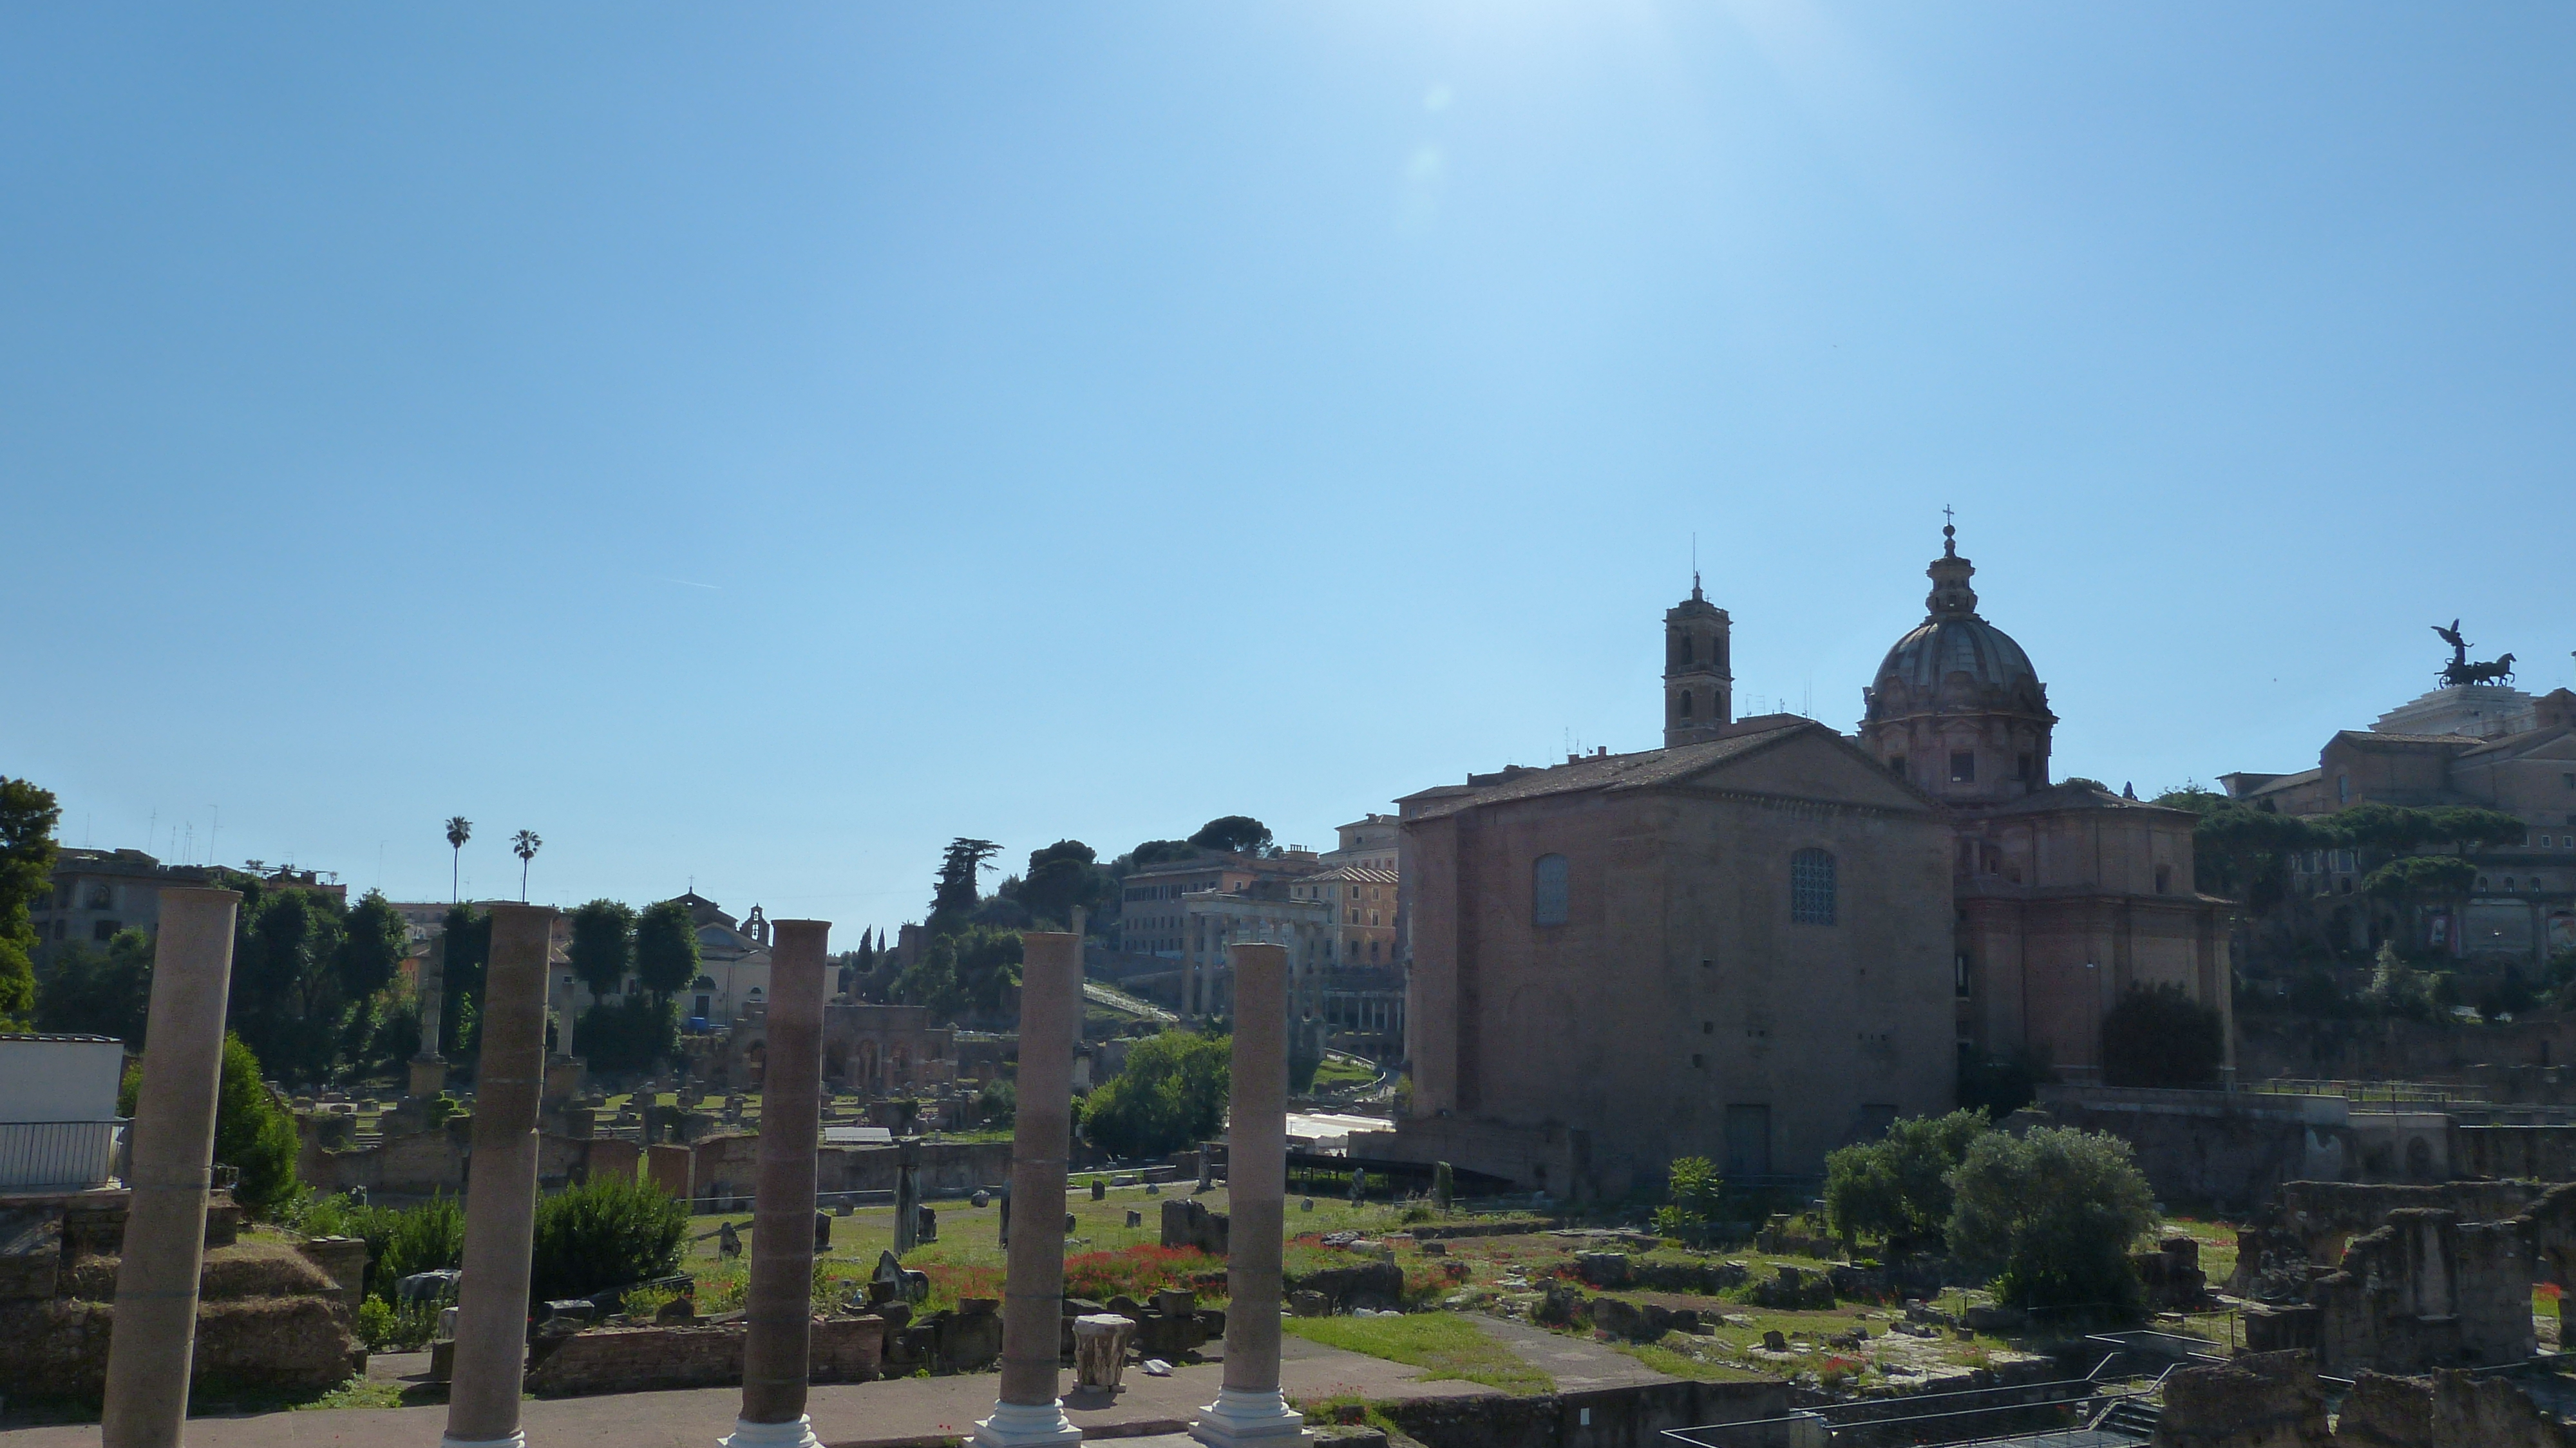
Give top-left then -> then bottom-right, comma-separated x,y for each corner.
444,816 -> 472,903
512,830 -> 542,902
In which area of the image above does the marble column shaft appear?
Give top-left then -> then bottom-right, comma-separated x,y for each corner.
973,930 -> 1081,1447
1193,942 -> 1309,1447
442,903 -> 556,1448
728,919 -> 829,1447
100,888 -> 240,1448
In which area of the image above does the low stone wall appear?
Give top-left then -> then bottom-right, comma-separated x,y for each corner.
522,1315 -> 886,1396
2032,1089 -> 2346,1211
2156,1349 -> 2331,1448
0,1293 -> 362,1401
1379,1378 -> 1791,1448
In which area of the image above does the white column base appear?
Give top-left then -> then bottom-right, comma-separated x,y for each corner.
970,1399 -> 1083,1447
721,1416 -> 822,1448
1191,1386 -> 1312,1447
442,1434 -> 527,1448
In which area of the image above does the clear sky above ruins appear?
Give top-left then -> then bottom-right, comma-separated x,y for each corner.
6,5 -> 2573,926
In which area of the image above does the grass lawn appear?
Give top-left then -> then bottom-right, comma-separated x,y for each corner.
1309,1056 -> 1379,1091
1283,1313 -> 1553,1395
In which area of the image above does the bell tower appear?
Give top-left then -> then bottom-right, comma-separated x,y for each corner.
1663,576 -> 1733,748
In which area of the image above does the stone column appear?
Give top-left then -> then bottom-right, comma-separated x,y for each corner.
727,919 -> 830,1448
101,888 -> 240,1448
1193,942 -> 1309,1447
443,903 -> 556,1448
972,931 -> 1081,1448
412,932 -> 450,1100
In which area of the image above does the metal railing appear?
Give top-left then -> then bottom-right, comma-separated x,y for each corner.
2246,1078 -> 2488,1107
0,1119 -> 127,1192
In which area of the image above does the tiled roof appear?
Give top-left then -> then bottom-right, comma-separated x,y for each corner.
2245,768 -> 2323,797
1300,866 -> 1398,884
1401,719 -> 1853,821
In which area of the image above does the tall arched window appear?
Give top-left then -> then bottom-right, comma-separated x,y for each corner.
1790,848 -> 1837,926
1678,691 -> 1694,718
1533,854 -> 1571,926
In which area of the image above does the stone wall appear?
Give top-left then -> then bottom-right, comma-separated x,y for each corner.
2034,1089 -> 2349,1210
2154,1350 -> 2331,1448
1379,1378 -> 1792,1448
2307,1209 -> 2536,1375
521,1315 -> 886,1396
684,1135 -> 1009,1210
2154,1357 -> 2576,1448
2233,1181 -> 2547,1299
2333,1369 -> 2576,1448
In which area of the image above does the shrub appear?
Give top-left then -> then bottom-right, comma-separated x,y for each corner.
211,1033 -> 301,1217
297,1191 -> 465,1304
2099,984 -> 2225,1089
1653,1156 -> 1724,1240
529,1174 -> 689,1304
354,1295 -> 440,1350
1823,1110 -> 1990,1248
1946,1125 -> 2155,1312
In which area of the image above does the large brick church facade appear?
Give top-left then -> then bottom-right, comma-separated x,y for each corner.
1372,528 -> 2235,1197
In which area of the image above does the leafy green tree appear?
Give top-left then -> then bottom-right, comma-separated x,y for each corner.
225,881 -> 350,1083
438,903 -> 491,1058
1188,817 -> 1273,856
929,838 -> 1001,938
568,899 -> 637,998
213,1032 -> 303,1217
1083,1030 -> 1230,1159
1824,1109 -> 1991,1248
35,928 -> 156,1043
1014,841 -> 1108,929
1126,839 -> 1196,867
2362,941 -> 2438,1019
575,995 -> 679,1073
633,898 -> 701,1000
976,1076 -> 1016,1128
1946,1125 -> 2156,1311
0,776 -> 62,1025
893,924 -> 1021,1024
2098,984 -> 2226,1089
337,890 -> 410,1003
2154,789 -> 2324,908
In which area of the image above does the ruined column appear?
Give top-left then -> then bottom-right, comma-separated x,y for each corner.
100,888 -> 239,1448
972,930 -> 1081,1448
410,931 -> 449,1100
728,919 -> 831,1448
442,903 -> 556,1448
1192,942 -> 1309,1447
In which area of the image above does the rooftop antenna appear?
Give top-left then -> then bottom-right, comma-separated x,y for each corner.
1691,533 -> 1701,597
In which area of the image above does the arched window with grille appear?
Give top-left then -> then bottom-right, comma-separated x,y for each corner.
1533,854 -> 1570,926
1790,848 -> 1837,926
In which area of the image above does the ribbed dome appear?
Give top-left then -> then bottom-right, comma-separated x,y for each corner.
1860,525 -> 2053,725
1875,617 -> 2040,698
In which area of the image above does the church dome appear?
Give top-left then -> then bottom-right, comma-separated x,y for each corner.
1873,617 -> 2041,704
1861,524 -> 2054,730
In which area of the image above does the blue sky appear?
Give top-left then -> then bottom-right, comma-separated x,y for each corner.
7,4 -> 2571,934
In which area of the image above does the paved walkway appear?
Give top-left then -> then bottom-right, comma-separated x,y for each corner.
0,1335 -> 1494,1448
1464,1315 -> 1678,1392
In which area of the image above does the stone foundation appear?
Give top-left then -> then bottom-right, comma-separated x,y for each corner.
522,1315 -> 887,1396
